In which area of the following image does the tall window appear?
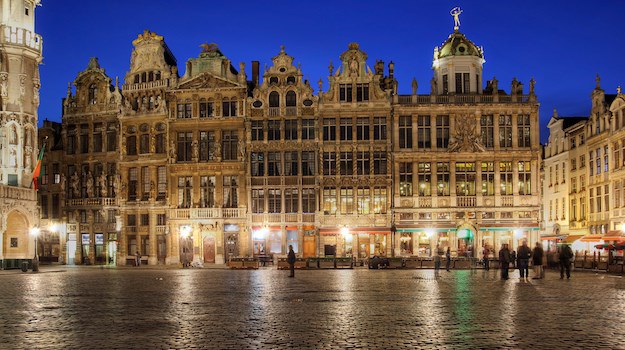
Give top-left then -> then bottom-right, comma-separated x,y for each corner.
222,131 -> 238,160
373,187 -> 387,214
499,161 -> 513,195
356,151 -> 370,176
604,145 -> 609,173
285,120 -> 297,140
269,91 -> 279,107
571,199 -> 577,221
418,162 -> 431,196
93,123 -> 103,153
284,189 -> 298,213
339,84 -> 353,102
80,126 -> 89,153
481,115 -> 494,148
177,103 -> 192,118
357,117 -> 370,140
268,120 -> 280,141
286,91 -> 297,107
252,189 -> 265,213
373,152 -> 386,175
126,134 -> 137,156
88,84 -> 97,104
518,161 -> 531,195
107,123 -> 116,152
200,176 -> 215,208
437,162 -> 450,196
357,187 -> 371,214
323,119 -> 336,141
417,115 -> 431,149
455,72 -> 470,93
517,115 -> 531,147
340,118 -> 353,141
323,187 -> 337,214
340,188 -> 354,214
340,152 -> 353,176
455,162 -> 476,196
356,84 -> 369,102
481,162 -> 494,195
199,101 -> 214,118
267,152 -> 282,176
499,115 -> 512,148
67,134 -> 76,154
284,152 -> 298,176
373,117 -> 386,140
141,167 -> 150,200
140,133 -> 149,154
268,189 -> 281,213
223,176 -> 238,208
399,162 -> 413,197
222,99 -> 237,117
302,188 -> 316,213
199,131 -> 216,161
251,121 -> 264,141
128,168 -> 137,200
177,132 -> 192,162
251,152 -> 265,176
399,116 -> 413,149
157,166 -> 166,200
301,119 -> 314,140
442,74 -> 448,94
301,152 -> 315,176
40,195 -> 48,219
155,131 -> 165,154
436,115 -> 449,149
177,176 -> 192,208
323,152 -> 336,176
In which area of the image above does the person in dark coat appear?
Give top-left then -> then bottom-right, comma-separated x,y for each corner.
559,244 -> 574,279
482,245 -> 490,271
445,247 -> 451,271
510,250 -> 516,269
517,241 -> 532,280
532,242 -> 544,279
287,245 -> 296,277
499,244 -> 510,279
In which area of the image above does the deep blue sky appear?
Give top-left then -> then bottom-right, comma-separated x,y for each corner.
35,1 -> 625,143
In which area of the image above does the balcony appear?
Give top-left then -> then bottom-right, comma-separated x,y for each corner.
0,185 -> 36,201
122,79 -> 169,91
250,213 -> 317,224
170,207 -> 247,220
268,107 -> 280,117
285,107 -> 297,116
318,213 -> 389,227
66,197 -> 117,207
0,25 -> 42,53
456,196 -> 476,207
501,196 -> 514,207
396,94 -> 531,105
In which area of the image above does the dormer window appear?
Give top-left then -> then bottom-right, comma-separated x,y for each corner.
88,84 -> 97,104
286,76 -> 296,85
25,7 -> 29,16
269,77 -> 278,85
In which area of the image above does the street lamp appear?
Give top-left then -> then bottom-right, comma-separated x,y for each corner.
30,227 -> 40,272
180,225 -> 192,267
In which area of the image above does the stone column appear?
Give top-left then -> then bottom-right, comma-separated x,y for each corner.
148,211 -> 157,265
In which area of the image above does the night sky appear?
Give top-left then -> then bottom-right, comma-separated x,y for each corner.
35,0 -> 625,143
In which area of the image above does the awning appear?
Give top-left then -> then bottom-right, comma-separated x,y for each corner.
540,235 -> 565,241
562,235 -> 584,243
580,235 -> 603,242
602,231 -> 624,240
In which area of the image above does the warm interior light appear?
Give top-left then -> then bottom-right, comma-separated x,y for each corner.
340,227 -> 350,238
30,227 -> 40,237
180,225 -> 192,238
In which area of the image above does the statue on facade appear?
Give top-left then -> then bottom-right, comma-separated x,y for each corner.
491,76 -> 498,95
99,173 -> 108,197
9,148 -> 16,167
450,7 -> 463,30
412,78 -> 418,95
430,76 -> 437,95
60,173 -> 66,192
86,172 -> 94,198
238,138 -> 245,160
0,73 -> 8,97
113,174 -> 120,196
169,140 -> 176,163
529,77 -> 536,95
214,141 -> 221,160
192,140 -> 199,159
24,148 -> 31,168
70,172 -> 80,198
150,181 -> 156,199
349,54 -> 359,76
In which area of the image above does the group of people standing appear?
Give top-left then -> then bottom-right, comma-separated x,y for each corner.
497,241 -> 573,280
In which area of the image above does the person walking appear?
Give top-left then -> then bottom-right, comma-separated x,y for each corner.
445,247 -> 451,271
559,243 -> 573,279
434,245 -> 442,276
517,240 -> 531,280
499,244 -> 510,279
135,251 -> 141,267
510,250 -> 516,269
482,245 -> 490,271
287,245 -> 296,277
532,242 -> 544,279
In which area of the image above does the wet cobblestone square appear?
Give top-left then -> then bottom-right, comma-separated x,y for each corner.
1,267 -> 625,349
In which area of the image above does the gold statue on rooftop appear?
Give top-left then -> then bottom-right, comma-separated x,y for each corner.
200,43 -> 219,53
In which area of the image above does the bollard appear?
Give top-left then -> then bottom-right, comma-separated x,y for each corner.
21,261 -> 29,273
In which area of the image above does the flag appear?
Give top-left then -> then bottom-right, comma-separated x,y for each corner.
32,136 -> 47,191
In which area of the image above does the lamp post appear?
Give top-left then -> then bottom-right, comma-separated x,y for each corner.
180,225 -> 192,268
340,227 -> 351,258
30,227 -> 40,272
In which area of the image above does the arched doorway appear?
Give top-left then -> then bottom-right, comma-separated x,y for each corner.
203,236 -> 215,263
4,210 -> 31,265
456,222 -> 477,258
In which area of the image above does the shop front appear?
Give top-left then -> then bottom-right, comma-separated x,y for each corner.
319,227 -> 390,258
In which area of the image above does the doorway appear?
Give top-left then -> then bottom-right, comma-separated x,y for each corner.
203,236 -> 215,263
107,241 -> 117,265
303,236 -> 316,257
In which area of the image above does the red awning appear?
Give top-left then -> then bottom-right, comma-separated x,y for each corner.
602,231 -> 624,240
562,235 -> 584,243
580,235 -> 603,242
540,235 -> 564,241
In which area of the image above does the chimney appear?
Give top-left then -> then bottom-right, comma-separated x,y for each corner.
252,60 -> 260,86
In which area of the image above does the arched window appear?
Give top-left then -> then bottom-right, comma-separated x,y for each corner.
286,91 -> 297,107
269,77 -> 278,85
134,75 -> 139,84
269,91 -> 280,107
148,71 -> 154,82
141,72 -> 147,83
155,71 -> 161,81
286,76 -> 296,85
88,84 -> 97,104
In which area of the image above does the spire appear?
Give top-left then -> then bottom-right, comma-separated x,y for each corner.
595,74 -> 601,89
87,57 -> 100,70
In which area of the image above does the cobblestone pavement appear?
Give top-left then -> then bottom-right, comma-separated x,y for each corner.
1,267 -> 625,349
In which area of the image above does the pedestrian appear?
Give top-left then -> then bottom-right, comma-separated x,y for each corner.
559,243 -> 573,279
482,245 -> 490,271
287,245 -> 296,277
517,240 -> 531,280
445,247 -> 451,271
135,251 -> 141,267
532,242 -> 544,279
434,245 -> 442,276
510,250 -> 516,269
499,244 -> 510,279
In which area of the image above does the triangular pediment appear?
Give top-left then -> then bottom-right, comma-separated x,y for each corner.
178,73 -> 241,90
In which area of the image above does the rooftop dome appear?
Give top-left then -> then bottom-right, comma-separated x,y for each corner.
435,31 -> 484,60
